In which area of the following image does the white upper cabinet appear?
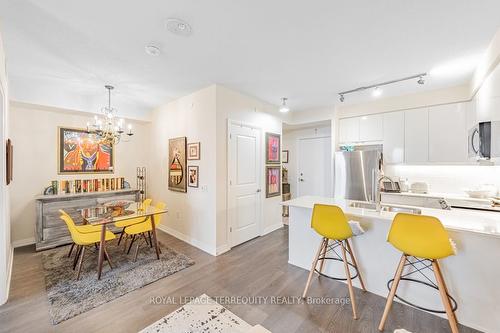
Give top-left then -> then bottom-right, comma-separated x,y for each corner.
405,108 -> 429,163
338,117 -> 359,143
383,111 -> 405,164
428,103 -> 467,162
359,114 -> 383,142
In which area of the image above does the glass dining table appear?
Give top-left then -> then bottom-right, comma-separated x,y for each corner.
80,202 -> 168,279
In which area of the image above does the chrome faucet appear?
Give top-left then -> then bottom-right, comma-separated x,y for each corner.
374,175 -> 395,212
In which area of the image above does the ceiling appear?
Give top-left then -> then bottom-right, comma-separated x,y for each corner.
1,1 -> 499,119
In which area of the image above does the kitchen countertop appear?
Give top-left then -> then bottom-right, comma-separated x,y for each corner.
282,196 -> 500,238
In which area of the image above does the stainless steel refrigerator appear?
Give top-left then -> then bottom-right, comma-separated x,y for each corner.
334,149 -> 382,202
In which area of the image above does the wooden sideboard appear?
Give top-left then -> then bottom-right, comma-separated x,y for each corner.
35,189 -> 140,251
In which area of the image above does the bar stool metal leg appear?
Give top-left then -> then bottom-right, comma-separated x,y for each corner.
302,237 -> 327,298
378,254 -> 407,331
432,260 -> 459,333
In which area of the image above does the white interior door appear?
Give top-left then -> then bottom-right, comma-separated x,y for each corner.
297,136 -> 332,197
228,123 -> 261,247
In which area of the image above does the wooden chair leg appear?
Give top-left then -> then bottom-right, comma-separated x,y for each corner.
76,247 -> 86,280
117,228 -> 125,245
340,241 -> 358,320
302,238 -> 327,298
67,243 -> 75,258
318,239 -> 329,274
127,234 -> 136,254
73,245 -> 82,270
141,232 -> 150,247
103,247 -> 114,269
346,239 -> 366,291
378,254 -> 407,331
434,260 -> 458,324
148,231 -> 153,248
432,260 -> 459,333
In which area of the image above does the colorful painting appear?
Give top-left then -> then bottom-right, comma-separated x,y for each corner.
169,137 -> 187,192
187,142 -> 200,160
266,166 -> 281,198
188,166 -> 199,188
266,132 -> 281,164
58,127 -> 113,174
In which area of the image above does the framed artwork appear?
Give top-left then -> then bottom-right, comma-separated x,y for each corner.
58,127 -> 114,174
265,132 -> 281,164
282,150 -> 289,163
168,137 -> 187,192
266,166 -> 281,198
6,139 -> 13,185
187,142 -> 200,160
188,165 -> 199,188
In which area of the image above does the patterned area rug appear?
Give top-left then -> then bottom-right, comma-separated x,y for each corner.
140,294 -> 256,333
41,241 -> 194,325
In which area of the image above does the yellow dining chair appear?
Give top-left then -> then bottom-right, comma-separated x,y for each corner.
59,209 -> 103,258
302,204 -> 366,319
59,214 -> 116,280
378,213 -> 458,333
123,202 -> 166,261
115,198 -> 153,246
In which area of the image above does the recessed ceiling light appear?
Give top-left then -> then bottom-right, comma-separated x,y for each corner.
372,87 -> 382,97
145,44 -> 161,56
165,18 -> 192,36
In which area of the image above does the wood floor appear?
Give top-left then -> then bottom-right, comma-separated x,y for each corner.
0,227 -> 481,333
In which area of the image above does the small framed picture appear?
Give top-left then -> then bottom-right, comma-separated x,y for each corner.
281,150 -> 289,163
266,166 -> 281,198
265,133 -> 280,164
187,142 -> 200,160
188,166 -> 199,188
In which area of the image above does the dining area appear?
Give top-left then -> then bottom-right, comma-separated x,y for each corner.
60,198 -> 168,280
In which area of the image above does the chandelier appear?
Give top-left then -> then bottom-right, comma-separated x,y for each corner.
86,85 -> 134,145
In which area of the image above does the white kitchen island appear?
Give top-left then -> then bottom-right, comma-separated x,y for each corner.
285,196 -> 500,333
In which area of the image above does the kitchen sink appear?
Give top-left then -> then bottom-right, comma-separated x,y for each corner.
349,202 -> 377,210
380,205 -> 422,215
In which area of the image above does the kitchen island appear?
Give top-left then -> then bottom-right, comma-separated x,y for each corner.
284,196 -> 500,333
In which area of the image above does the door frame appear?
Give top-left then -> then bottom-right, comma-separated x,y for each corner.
296,135 -> 332,197
226,119 -> 263,248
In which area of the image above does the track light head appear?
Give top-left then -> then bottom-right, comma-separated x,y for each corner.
279,97 -> 290,113
417,76 -> 425,85
339,94 -> 345,102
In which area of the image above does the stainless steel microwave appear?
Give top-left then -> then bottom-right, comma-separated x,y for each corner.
468,121 -> 500,159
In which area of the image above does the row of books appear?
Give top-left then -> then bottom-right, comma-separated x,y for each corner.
50,177 -> 126,195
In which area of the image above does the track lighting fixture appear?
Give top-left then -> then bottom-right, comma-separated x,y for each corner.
337,72 -> 427,102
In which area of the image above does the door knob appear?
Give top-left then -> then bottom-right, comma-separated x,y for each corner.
256,189 -> 261,193
299,178 -> 304,182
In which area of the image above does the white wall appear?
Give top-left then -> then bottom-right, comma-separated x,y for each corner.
149,85 -> 218,255
282,124 -> 332,198
215,85 -> 283,251
0,27 -> 11,306
8,103 -> 151,245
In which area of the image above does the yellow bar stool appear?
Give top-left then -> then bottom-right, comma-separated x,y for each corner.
378,213 -> 458,333
302,204 -> 366,319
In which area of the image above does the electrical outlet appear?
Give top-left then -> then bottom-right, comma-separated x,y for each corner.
201,185 -> 208,192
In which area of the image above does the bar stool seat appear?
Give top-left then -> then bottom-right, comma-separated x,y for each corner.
378,213 -> 459,333
302,204 -> 366,319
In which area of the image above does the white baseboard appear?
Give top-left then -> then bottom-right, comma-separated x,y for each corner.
216,244 -> 231,256
0,246 -> 13,306
12,237 -> 35,248
261,222 -> 283,236
156,224 -> 217,256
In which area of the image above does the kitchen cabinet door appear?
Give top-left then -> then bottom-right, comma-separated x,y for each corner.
428,103 -> 467,162
338,117 -> 359,143
383,111 -> 405,164
359,114 -> 383,142
405,108 -> 429,163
